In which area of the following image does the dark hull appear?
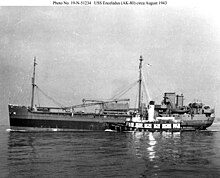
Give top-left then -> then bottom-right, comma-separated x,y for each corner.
10,118 -> 108,131
181,118 -> 215,130
9,105 -> 215,132
9,105 -> 128,131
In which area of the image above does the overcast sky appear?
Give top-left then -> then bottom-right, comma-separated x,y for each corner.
0,3 -> 220,125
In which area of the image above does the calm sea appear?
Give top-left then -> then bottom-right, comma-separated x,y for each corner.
0,123 -> 220,178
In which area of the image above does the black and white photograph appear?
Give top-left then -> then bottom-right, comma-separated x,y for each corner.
0,0 -> 220,177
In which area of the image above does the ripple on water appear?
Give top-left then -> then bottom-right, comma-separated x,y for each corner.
1,124 -> 220,177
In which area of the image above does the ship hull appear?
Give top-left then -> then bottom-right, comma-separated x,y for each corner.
8,105 -> 215,132
10,118 -> 107,131
181,117 -> 215,130
8,105 -> 128,132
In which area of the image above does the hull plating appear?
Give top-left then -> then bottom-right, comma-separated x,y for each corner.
9,105 -> 127,131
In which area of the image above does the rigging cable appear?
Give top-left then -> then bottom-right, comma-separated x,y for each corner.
36,87 -> 40,107
111,80 -> 138,100
147,71 -> 163,94
144,70 -> 164,100
36,85 -> 64,108
142,72 -> 151,102
134,83 -> 138,109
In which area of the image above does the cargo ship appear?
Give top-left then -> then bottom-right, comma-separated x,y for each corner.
8,56 -> 215,132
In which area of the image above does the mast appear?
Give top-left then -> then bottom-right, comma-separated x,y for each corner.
31,57 -> 37,109
138,55 -> 143,115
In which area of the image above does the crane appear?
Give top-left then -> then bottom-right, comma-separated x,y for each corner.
65,98 -> 130,109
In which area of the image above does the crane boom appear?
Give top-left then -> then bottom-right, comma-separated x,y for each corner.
66,98 -> 130,109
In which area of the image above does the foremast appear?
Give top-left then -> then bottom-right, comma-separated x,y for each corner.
31,57 -> 37,110
138,55 -> 143,117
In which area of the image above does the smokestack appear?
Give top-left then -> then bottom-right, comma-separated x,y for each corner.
148,101 -> 155,122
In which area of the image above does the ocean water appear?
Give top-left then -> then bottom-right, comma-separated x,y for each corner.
0,123 -> 220,178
